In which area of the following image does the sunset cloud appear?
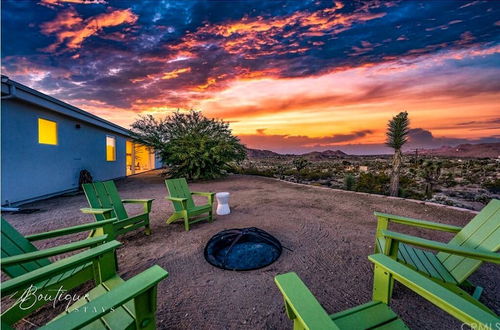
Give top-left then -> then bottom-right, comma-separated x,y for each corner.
39,0 -> 107,8
40,7 -> 137,51
2,0 -> 499,153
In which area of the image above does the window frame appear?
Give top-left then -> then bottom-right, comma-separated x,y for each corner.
106,135 -> 116,162
38,117 -> 58,145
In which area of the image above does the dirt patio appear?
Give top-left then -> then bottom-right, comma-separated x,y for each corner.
3,171 -> 499,329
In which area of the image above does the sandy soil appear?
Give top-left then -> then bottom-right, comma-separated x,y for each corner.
3,171 -> 499,329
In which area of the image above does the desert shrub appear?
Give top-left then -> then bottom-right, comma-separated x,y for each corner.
442,173 -> 458,187
237,167 -> 275,177
131,111 -> 246,180
355,172 -> 390,195
398,188 -> 424,199
398,175 -> 422,199
344,174 -> 356,191
483,179 -> 500,194
301,169 -> 331,181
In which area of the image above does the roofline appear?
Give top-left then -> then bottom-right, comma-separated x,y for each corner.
1,75 -> 132,137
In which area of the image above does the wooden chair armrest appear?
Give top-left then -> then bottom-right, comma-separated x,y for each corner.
191,192 -> 215,197
122,199 -> 154,213
1,235 -> 108,266
121,199 -> 155,203
26,219 -> 117,241
39,265 -> 169,330
374,212 -> 462,233
166,196 -> 188,210
191,192 -> 215,204
381,230 -> 500,264
369,254 -> 499,326
80,208 -> 114,215
1,241 -> 121,296
274,272 -> 336,329
166,197 -> 187,202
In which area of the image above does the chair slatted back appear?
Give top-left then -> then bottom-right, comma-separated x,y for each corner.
1,218 -> 51,278
437,199 -> 500,283
165,178 -> 195,212
82,181 -> 128,221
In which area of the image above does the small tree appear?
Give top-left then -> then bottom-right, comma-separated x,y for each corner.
131,111 -> 246,180
343,174 -> 355,191
420,161 -> 442,199
386,111 -> 410,196
293,157 -> 310,182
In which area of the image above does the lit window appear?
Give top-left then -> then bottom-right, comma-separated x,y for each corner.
106,136 -> 116,161
38,118 -> 58,145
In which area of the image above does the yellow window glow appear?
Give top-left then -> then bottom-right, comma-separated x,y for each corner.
106,136 -> 116,161
38,118 -> 58,145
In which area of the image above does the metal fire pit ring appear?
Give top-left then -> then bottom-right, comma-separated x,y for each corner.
204,227 -> 282,271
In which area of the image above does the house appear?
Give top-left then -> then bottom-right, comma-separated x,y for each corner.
1,75 -> 162,206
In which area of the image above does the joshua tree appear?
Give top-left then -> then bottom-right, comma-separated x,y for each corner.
293,157 -> 310,182
293,157 -> 310,173
420,161 -> 442,199
386,111 -> 410,196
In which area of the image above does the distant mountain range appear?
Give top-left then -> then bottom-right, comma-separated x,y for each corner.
246,142 -> 500,159
414,143 -> 500,158
246,148 -> 283,158
246,148 -> 347,159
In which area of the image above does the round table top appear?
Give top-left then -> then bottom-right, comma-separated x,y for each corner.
216,192 -> 230,197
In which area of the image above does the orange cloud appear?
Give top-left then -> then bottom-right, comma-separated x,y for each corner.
161,67 -> 191,80
41,7 -> 137,51
194,78 -> 217,91
167,2 -> 387,60
40,8 -> 83,34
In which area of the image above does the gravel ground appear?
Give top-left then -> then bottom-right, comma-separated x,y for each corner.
3,171 -> 499,329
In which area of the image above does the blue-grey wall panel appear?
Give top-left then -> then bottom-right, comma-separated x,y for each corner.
1,99 -> 128,205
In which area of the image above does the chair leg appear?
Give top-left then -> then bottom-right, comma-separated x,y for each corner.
208,210 -> 214,222
145,224 -> 152,235
472,286 -> 484,300
372,264 -> 393,304
183,215 -> 190,231
462,280 -> 483,300
166,214 -> 178,225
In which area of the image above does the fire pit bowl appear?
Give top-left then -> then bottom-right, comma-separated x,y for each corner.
204,227 -> 282,271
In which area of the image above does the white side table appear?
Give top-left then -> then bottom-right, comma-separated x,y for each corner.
216,192 -> 230,215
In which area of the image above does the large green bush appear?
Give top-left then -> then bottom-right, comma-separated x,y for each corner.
131,111 -> 246,179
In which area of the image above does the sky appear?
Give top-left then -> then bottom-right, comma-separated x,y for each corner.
2,0 -> 499,154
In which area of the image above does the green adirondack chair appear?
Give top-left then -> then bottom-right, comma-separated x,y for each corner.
1,217 -> 116,323
82,180 -> 154,236
1,240 -> 169,329
374,199 -> 500,306
165,178 -> 215,231
275,254 -> 499,330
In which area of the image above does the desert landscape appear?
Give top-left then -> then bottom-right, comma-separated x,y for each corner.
239,143 -> 500,211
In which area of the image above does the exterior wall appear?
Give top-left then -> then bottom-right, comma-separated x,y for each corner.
1,99 -> 128,205
155,153 -> 163,169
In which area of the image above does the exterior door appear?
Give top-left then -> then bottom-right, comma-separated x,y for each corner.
126,141 -> 154,175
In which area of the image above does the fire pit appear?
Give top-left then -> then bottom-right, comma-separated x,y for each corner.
204,227 -> 282,270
